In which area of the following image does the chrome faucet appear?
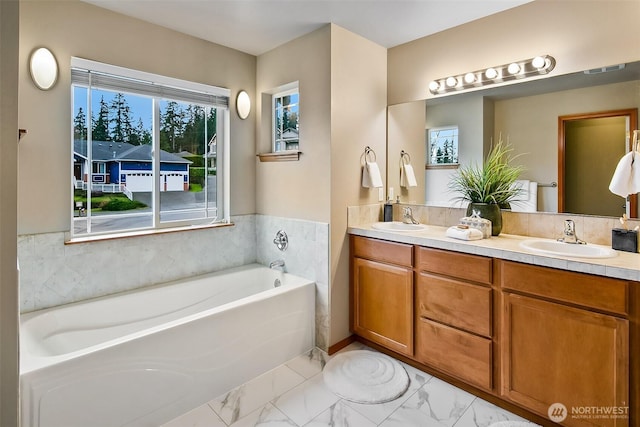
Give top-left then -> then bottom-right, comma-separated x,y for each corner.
557,219 -> 586,244
402,207 -> 419,225
269,259 -> 285,269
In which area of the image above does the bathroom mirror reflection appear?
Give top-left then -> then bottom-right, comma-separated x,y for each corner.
388,60 -> 640,218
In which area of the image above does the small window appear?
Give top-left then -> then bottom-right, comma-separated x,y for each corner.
427,126 -> 459,167
273,88 -> 299,152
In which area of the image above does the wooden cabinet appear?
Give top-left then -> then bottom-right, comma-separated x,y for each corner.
349,236 -> 636,426
499,261 -> 630,427
415,247 -> 493,390
351,236 -> 414,356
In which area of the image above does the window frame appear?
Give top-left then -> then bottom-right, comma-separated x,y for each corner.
272,85 -> 299,153
70,57 -> 231,239
426,125 -> 460,168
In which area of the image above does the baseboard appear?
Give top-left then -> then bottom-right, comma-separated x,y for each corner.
327,335 -> 356,355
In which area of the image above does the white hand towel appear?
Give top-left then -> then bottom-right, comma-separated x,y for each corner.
610,130 -> 640,197
609,152 -> 637,197
445,226 -> 483,241
362,161 -> 383,188
510,181 -> 538,212
400,163 -> 418,188
512,180 -> 529,199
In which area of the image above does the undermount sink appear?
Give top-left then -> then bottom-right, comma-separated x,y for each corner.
519,239 -> 617,259
371,221 -> 427,232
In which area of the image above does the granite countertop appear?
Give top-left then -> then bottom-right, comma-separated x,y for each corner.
348,223 -> 640,282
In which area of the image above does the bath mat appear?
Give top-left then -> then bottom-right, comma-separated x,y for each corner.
322,350 -> 409,404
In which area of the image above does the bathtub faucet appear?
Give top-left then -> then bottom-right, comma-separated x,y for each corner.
269,259 -> 285,270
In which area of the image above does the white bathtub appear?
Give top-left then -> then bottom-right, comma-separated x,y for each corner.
20,264 -> 315,427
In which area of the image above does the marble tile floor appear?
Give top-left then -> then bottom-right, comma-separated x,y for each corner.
162,342 -> 539,427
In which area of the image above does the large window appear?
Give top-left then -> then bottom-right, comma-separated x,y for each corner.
71,58 -> 230,237
273,87 -> 299,152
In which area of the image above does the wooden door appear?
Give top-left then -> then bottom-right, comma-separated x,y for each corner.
352,257 -> 413,356
558,109 -> 638,217
502,293 -> 629,427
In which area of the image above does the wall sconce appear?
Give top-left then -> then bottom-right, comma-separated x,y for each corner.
428,55 -> 556,95
29,47 -> 58,91
236,90 -> 251,120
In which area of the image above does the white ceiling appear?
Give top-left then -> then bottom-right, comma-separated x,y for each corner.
83,0 -> 533,56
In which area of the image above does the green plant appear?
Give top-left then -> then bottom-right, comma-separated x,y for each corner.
100,198 -> 146,211
449,136 -> 525,206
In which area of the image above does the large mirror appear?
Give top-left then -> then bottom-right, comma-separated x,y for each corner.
388,60 -> 640,218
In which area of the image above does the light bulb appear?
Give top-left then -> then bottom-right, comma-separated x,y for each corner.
464,73 -> 476,84
507,63 -> 520,75
445,76 -> 458,87
485,68 -> 498,79
532,56 -> 546,69
428,80 -> 440,92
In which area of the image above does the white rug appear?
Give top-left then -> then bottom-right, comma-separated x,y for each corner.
322,350 -> 410,404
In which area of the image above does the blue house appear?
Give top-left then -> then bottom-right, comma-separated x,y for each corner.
73,140 -> 192,192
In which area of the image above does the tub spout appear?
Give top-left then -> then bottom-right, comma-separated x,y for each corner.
269,259 -> 285,269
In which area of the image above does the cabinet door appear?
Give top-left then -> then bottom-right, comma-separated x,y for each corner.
502,293 -> 629,427
353,257 -> 413,356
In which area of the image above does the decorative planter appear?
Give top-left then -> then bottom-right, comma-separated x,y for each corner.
466,203 -> 502,236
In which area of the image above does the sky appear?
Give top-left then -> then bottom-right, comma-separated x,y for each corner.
73,86 -> 153,131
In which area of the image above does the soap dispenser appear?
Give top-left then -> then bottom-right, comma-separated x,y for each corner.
383,198 -> 393,222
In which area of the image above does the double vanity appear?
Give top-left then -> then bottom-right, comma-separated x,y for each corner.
348,220 -> 638,427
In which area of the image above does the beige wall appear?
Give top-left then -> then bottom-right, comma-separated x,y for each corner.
256,24 -> 387,347
255,26 -> 331,223
494,80 -> 640,212
424,96 -> 487,205
0,1 -> 19,425
387,101 -> 425,204
18,0 -> 256,234
388,0 -> 640,105
329,25 -> 387,346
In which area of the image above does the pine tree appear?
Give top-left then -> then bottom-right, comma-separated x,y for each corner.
110,93 -> 133,143
74,107 -> 87,141
160,101 -> 185,152
443,138 -> 451,164
181,105 -> 205,154
130,118 -> 151,146
92,96 -> 110,141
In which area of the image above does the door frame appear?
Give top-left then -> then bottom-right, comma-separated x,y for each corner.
558,108 -> 638,217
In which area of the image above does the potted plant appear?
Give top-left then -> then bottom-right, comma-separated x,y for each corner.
448,136 -> 525,235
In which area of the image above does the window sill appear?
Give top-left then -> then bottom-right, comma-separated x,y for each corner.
257,150 -> 302,162
65,222 -> 234,245
426,163 -> 459,170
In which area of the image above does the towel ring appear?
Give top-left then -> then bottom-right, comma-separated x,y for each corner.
400,150 -> 411,166
362,146 -> 377,165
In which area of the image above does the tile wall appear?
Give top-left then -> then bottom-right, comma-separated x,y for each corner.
17,214 -> 330,350
256,215 -> 330,351
18,215 -> 257,313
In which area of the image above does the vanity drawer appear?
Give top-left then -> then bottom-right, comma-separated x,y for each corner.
352,236 -> 413,267
416,272 -> 492,337
417,247 -> 492,284
416,317 -> 492,391
498,260 -> 629,316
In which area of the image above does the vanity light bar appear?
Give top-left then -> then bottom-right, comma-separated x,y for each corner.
428,55 -> 556,95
